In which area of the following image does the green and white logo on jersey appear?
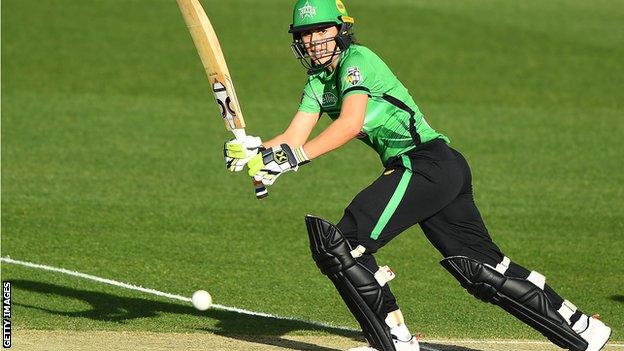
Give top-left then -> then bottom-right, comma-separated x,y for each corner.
298,1 -> 317,20
345,66 -> 362,85
321,92 -> 338,107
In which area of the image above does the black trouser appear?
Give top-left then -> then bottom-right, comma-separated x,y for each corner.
337,139 -> 574,319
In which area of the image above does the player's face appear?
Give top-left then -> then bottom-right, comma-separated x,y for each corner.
301,26 -> 339,65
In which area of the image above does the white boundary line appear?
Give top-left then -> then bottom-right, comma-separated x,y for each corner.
2,256 -> 623,350
0,256 -> 354,332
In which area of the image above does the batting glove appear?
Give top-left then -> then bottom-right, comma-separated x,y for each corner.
247,144 -> 309,186
223,135 -> 263,172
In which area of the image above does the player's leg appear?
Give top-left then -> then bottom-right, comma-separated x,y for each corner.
306,215 -> 400,351
326,140 -> 465,350
353,248 -> 413,344
419,148 -> 611,351
499,260 -> 611,351
336,209 -> 400,313
337,213 -> 415,350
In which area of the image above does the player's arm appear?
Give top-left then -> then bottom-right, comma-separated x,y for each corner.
248,53 -> 372,185
262,110 -> 320,148
301,93 -> 367,159
224,110 -> 318,172
247,94 -> 367,186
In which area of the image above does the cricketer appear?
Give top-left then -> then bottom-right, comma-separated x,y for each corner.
223,1 -> 612,350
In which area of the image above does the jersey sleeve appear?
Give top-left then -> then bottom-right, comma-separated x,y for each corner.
339,51 -> 376,98
297,81 -> 322,113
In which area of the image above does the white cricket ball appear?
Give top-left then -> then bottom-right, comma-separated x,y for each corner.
191,290 -> 212,311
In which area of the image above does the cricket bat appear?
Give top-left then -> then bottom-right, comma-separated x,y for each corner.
176,0 -> 268,199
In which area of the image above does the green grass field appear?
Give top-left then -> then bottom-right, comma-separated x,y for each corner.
2,0 -> 623,346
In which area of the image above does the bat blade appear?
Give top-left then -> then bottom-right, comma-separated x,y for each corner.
177,0 -> 268,199
176,0 -> 245,131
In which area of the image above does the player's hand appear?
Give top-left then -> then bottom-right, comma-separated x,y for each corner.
247,144 -> 309,186
223,135 -> 263,172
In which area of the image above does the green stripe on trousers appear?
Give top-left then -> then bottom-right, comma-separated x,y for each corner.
370,155 -> 412,240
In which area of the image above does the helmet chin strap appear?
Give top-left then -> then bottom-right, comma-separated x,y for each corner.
306,42 -> 340,75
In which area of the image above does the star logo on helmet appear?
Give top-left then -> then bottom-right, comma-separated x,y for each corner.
299,1 -> 317,20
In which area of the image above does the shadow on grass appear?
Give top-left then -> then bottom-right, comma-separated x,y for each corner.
11,279 -> 355,351
11,279 -> 486,351
610,295 -> 624,303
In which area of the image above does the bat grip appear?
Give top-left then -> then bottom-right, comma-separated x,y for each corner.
253,179 -> 269,199
233,129 -> 268,200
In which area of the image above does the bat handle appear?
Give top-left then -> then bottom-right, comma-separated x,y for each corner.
253,179 -> 268,199
233,129 -> 268,200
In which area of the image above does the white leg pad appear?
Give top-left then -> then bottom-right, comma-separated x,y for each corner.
527,271 -> 546,290
385,309 -> 405,328
350,245 -> 366,258
494,256 -> 511,274
374,266 -> 395,287
557,300 -> 578,324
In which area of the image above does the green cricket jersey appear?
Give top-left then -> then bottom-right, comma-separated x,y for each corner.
298,44 -> 449,165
